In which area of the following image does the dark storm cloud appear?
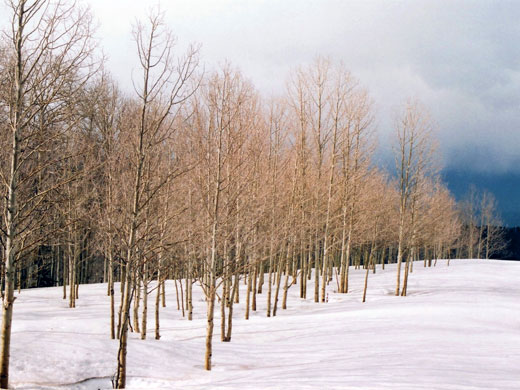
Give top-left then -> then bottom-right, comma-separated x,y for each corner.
388,1 -> 520,173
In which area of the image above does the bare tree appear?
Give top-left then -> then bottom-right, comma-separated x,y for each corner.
460,188 -> 506,260
188,65 -> 260,370
0,0 -> 97,386
113,9 -> 198,388
393,100 -> 437,296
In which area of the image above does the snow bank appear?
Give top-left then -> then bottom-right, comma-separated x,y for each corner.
8,259 -> 520,389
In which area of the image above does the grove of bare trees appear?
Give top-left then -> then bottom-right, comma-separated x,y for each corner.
0,1 -> 505,389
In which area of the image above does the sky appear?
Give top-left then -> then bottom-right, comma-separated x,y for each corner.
3,0 -> 520,223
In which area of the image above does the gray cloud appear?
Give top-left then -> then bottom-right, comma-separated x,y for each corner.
26,0 -> 520,173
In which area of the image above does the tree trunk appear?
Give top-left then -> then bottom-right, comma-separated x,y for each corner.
395,216 -> 405,296
266,254 -> 273,317
141,262 -> 148,340
257,262 -> 264,294
187,276 -> 193,321
69,238 -> 76,308
109,251 -> 115,340
115,264 -> 133,389
155,276 -> 161,340
220,269 -> 227,341
225,271 -> 239,341
245,265 -> 252,320
252,266 -> 257,312
205,283 -> 216,370
133,271 -> 141,334
273,253 -> 284,317
314,238 -> 320,303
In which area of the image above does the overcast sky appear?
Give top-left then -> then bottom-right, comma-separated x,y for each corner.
2,0 -> 516,174
80,0 -> 519,174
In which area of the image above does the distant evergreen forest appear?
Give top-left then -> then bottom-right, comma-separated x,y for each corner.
497,227 -> 520,260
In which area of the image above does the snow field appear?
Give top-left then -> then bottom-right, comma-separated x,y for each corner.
8,259 -> 520,389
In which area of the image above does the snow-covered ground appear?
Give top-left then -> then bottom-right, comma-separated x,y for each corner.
8,259 -> 520,389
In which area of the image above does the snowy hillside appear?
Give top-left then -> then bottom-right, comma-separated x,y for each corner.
8,259 -> 520,390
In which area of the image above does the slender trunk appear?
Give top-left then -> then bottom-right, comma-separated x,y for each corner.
205,119 -> 223,371
115,264 -> 133,389
161,279 -> 166,308
363,224 -> 378,302
155,276 -> 161,340
117,286 -> 123,340
300,247 -> 310,299
401,254 -> 411,296
245,265 -> 252,320
273,253 -> 284,317
109,251 -> 115,340
187,276 -> 193,321
266,253 -> 273,317
205,284 -> 215,370
234,272 -> 240,304
282,242 -> 293,310
338,206 -> 348,293
477,220 -> 484,259
133,271 -> 141,334
205,228 -> 218,369
252,265 -> 257,311
120,262 -> 126,293
179,274 -> 185,318
62,252 -> 67,300
299,247 -> 305,298
184,276 -> 189,317
0,222 -> 16,389
155,250 -> 162,340
16,262 -> 21,294
342,219 -> 353,294
141,263 -> 148,340
174,278 -> 180,311
220,241 -> 230,340
257,262 -> 264,294
69,239 -> 76,308
220,270 -> 227,341
395,214 -> 405,296
321,125 -> 337,301
225,271 -> 238,341
362,260 -> 370,303
75,270 -> 79,300
314,238 -> 320,303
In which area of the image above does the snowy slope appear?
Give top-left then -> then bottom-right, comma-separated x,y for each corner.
8,259 -> 520,390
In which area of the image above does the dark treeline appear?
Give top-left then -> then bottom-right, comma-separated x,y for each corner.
493,227 -> 519,260
0,1 -> 506,388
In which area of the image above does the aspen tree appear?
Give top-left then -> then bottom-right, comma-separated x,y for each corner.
459,189 -> 505,259
295,105 -> 310,301
360,171 -> 392,302
154,181 -> 173,340
189,66 -> 258,370
478,191 -> 505,259
423,181 -> 461,263
320,64 -> 340,303
265,100 -> 287,316
0,1 -> 97,386
337,88 -> 373,293
305,59 -> 330,304
78,72 -> 123,339
114,10 -> 198,387
393,101 -> 436,296
460,187 -> 479,259
287,60 -> 325,303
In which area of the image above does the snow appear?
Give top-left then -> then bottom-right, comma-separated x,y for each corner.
8,259 -> 520,389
